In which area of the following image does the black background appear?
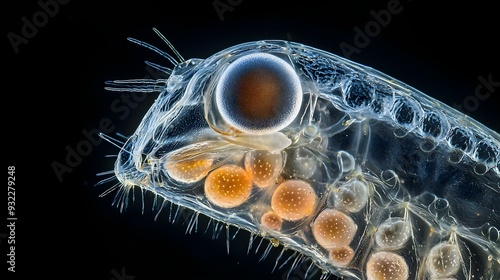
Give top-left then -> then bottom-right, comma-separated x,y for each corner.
3,1 -> 499,280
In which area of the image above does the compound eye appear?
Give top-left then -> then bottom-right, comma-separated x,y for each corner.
215,53 -> 302,135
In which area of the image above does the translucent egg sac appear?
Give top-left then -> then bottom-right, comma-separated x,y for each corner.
271,180 -> 317,221
204,165 -> 253,208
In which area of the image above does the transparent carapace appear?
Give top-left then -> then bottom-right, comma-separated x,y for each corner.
100,29 -> 500,280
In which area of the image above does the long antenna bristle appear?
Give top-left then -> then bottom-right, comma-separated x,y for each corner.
152,27 -> 185,63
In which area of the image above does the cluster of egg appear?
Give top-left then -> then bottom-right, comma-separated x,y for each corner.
166,147 -> 465,280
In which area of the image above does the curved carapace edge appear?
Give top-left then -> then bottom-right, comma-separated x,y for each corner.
103,30 -> 500,280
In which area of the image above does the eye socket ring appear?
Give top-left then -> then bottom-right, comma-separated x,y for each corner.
215,52 -> 302,135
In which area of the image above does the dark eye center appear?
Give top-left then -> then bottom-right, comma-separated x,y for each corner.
236,68 -> 282,121
215,53 -> 302,135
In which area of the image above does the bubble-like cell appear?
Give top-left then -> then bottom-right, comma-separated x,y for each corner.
337,151 -> 356,174
260,211 -> 282,231
369,80 -> 394,116
312,208 -> 357,249
448,148 -> 465,164
375,217 -> 411,250
271,180 -> 317,221
334,180 -> 369,213
447,127 -> 476,154
480,223 -> 499,242
420,110 -> 450,140
427,242 -> 461,278
473,139 -> 498,169
165,158 -> 213,183
204,165 -> 253,208
342,77 -> 374,110
289,148 -> 318,179
429,198 -> 450,220
419,137 -> 438,152
391,95 -> 422,130
244,150 -> 283,188
303,124 -> 319,137
366,251 -> 409,280
329,246 -> 355,267
215,52 -> 303,135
